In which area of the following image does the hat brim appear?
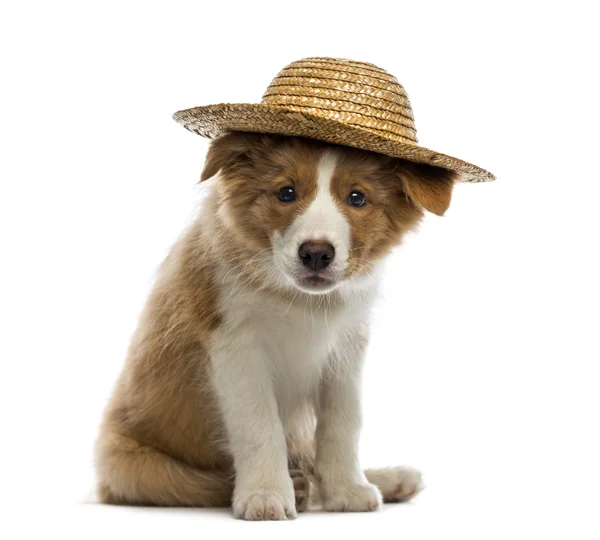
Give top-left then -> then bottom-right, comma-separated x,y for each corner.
173,103 -> 495,183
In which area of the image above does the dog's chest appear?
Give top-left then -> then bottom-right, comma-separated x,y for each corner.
219,290 -> 359,406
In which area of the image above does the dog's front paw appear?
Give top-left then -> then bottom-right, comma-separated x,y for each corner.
233,486 -> 297,521
321,481 -> 382,512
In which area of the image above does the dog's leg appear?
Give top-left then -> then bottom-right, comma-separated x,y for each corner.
95,431 -> 233,506
314,327 -> 383,512
365,466 -> 424,502
211,339 -> 296,520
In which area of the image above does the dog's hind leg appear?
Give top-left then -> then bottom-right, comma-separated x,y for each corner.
96,431 -> 233,507
365,466 -> 424,502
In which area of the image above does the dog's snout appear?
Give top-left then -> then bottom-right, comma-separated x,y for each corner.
298,240 -> 335,271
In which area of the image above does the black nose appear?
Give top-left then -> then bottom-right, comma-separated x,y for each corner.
298,241 -> 335,271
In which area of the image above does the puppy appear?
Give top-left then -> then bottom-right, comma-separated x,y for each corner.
95,131 -> 455,520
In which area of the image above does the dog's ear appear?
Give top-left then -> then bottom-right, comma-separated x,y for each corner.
200,132 -> 263,182
396,162 -> 457,216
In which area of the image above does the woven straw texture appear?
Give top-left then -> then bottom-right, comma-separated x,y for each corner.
173,57 -> 494,183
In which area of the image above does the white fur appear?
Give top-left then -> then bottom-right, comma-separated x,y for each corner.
209,148 -> 383,520
273,151 -> 350,294
364,466 -> 424,502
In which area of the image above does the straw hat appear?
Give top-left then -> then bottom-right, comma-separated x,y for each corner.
173,57 -> 494,183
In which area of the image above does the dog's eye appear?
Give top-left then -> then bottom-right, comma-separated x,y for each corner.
348,191 -> 367,207
278,186 -> 296,203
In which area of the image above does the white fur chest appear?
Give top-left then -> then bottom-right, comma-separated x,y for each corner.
211,277 -> 373,422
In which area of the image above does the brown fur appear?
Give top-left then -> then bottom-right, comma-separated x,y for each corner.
95,132 -> 454,508
201,132 -> 455,282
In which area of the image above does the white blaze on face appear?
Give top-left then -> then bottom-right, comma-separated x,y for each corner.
273,150 -> 351,284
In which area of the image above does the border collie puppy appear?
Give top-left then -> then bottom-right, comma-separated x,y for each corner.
96,131 -> 455,520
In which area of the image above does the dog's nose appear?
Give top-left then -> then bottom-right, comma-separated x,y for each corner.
298,240 -> 335,271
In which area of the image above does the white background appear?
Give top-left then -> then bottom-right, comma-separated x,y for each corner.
1,1 -> 599,538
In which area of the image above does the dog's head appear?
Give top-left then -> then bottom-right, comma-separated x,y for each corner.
202,132 -> 456,295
